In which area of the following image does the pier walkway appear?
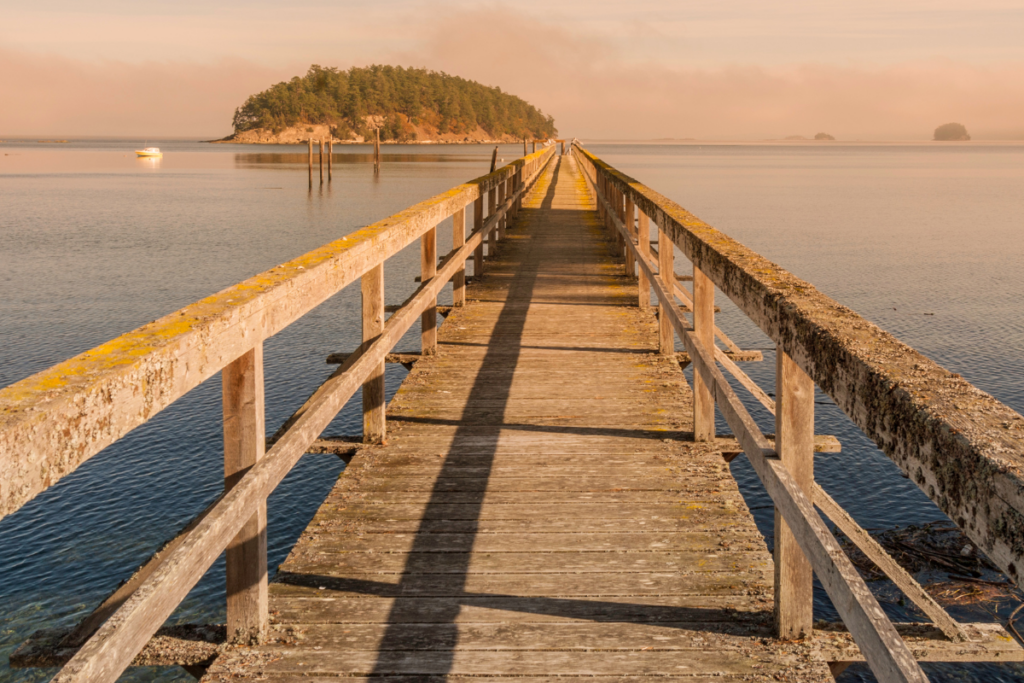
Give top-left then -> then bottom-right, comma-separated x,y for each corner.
5,144 -> 1024,683
205,157 -> 818,680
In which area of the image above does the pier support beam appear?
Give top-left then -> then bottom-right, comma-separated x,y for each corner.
624,195 -> 635,278
362,265 -> 386,443
774,348 -> 815,639
693,265 -> 716,441
222,344 -> 268,644
488,186 -> 497,259
658,224 -> 674,355
638,211 -> 651,308
474,196 -> 484,277
319,139 -> 324,185
453,208 -> 466,306
498,180 -> 507,241
421,226 -> 437,355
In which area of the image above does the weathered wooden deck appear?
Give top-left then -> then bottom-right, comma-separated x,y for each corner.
203,157 -> 832,680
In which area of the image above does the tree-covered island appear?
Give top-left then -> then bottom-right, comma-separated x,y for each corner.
219,65 -> 557,144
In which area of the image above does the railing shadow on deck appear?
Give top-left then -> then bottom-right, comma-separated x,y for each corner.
367,159 -> 558,676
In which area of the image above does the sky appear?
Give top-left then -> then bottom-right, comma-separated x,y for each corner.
2,0 -> 1024,139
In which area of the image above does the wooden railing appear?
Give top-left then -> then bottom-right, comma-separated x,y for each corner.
0,145 -> 556,682
572,143 -> 1024,683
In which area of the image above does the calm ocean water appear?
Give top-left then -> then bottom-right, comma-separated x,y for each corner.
1,140 -> 1022,682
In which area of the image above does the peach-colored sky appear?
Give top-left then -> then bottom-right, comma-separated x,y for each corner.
2,1 -> 1023,139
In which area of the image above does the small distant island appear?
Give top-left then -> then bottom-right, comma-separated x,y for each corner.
216,65 -> 557,145
814,132 -> 835,140
934,122 -> 970,141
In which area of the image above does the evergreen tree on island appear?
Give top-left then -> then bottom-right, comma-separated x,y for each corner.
230,65 -> 557,143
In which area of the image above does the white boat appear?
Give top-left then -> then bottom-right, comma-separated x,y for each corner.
135,147 -> 162,157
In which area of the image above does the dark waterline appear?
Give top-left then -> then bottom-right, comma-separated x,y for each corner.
1,141 -> 1023,682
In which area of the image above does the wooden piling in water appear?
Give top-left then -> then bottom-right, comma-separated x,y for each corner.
307,139 -> 313,186
373,129 -> 380,174
490,146 -> 498,173
318,140 -> 324,185
327,139 -> 333,181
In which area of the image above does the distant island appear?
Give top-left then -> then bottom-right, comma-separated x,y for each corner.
814,132 -> 835,140
216,65 -> 557,145
934,122 -> 970,141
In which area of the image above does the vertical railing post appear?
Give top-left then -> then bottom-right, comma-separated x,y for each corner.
421,225 -> 437,355
774,348 -> 815,639
453,208 -> 466,306
615,187 -> 625,256
658,224 -> 674,355
637,211 -> 650,308
624,194 -> 635,278
223,343 -> 268,644
474,195 -> 484,277
515,166 -> 522,215
693,264 -> 716,441
362,265 -> 385,443
487,185 -> 498,259
498,179 -> 507,241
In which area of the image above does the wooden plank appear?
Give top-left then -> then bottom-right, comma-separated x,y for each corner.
292,531 -> 767,555
773,348 -> 814,639
269,594 -> 775,625
207,648 -> 792,678
223,344 -> 268,644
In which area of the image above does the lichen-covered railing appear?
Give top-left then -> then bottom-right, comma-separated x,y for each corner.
572,142 -> 1024,683
0,145 -> 556,682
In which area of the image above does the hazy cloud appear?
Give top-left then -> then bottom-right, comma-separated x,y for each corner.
2,6 -> 1023,139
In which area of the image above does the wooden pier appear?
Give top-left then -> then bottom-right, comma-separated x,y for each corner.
4,144 -> 1024,682
204,154 -> 822,680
